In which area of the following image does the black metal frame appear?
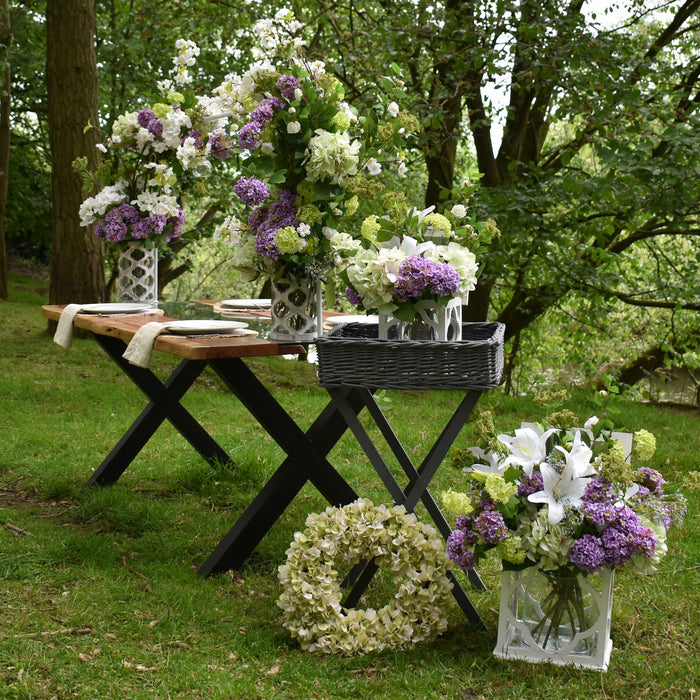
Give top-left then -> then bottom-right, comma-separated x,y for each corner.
85,332 -> 487,627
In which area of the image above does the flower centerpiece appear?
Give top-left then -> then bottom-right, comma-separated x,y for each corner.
342,204 -> 493,340
77,39 -> 222,302
211,10 -> 416,340
442,408 -> 687,670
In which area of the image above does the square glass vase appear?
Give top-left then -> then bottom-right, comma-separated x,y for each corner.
493,566 -> 614,672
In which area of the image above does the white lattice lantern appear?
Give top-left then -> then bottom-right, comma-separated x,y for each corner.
493,566 -> 614,672
379,295 -> 466,341
118,242 -> 158,304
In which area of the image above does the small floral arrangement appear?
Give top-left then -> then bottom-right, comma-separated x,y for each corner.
442,411 -> 687,576
212,10 -> 416,282
342,204 -> 494,321
277,498 -> 453,655
77,40 -> 224,247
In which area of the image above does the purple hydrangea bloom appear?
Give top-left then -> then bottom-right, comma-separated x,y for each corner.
446,528 -> 477,571
233,176 -> 270,207
583,477 -> 615,503
137,109 -> 157,128
569,534 -> 607,573
474,509 -> 508,544
393,255 -> 432,301
277,74 -> 300,100
237,122 -> 263,150
583,501 -> 620,527
427,261 -> 460,297
518,471 -> 544,497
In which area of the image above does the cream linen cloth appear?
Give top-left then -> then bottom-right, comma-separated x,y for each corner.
53,304 -> 161,349
122,321 -> 257,368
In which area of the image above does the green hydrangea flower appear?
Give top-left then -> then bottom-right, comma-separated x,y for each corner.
633,429 -> 657,462
484,474 -> 518,505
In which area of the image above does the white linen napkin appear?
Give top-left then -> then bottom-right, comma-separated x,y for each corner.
53,304 -> 87,349
122,322 -> 257,368
53,304 -> 161,349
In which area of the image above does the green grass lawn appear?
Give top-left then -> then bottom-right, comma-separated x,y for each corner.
1,272 -> 698,699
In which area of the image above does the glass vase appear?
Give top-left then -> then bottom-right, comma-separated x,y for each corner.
269,275 -> 322,343
378,295 -> 466,341
118,241 -> 158,304
493,566 -> 614,671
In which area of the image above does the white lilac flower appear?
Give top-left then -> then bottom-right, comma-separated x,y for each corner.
145,163 -> 177,192
498,427 -> 559,476
387,101 -> 399,118
307,60 -> 326,79
450,204 -> 467,219
134,192 -> 180,218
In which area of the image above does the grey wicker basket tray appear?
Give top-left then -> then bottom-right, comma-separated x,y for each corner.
316,321 -> 505,390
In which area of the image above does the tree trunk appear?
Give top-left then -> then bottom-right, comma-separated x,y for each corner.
46,0 -> 104,321
0,0 -> 11,300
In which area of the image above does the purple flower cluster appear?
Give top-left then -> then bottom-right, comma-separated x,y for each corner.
446,507 -> 508,572
393,255 -> 460,302
233,176 -> 270,207
517,470 -> 544,497
277,74 -> 300,100
94,204 -> 184,243
248,188 -> 298,260
568,488 -> 658,572
237,95 -> 285,151
183,129 -> 203,149
345,286 -> 362,306
208,130 -> 231,159
137,109 -> 163,138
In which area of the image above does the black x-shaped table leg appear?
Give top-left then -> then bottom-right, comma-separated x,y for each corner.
85,334 -> 234,487
327,387 -> 487,628
197,358 -> 364,575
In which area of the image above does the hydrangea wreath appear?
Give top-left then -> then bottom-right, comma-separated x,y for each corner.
277,498 -> 454,655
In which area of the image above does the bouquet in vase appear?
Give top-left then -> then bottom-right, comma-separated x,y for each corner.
442,407 -> 688,657
211,10 -> 416,286
77,39 -> 225,248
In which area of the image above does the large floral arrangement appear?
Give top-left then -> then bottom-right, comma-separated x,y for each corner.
442,411 -> 687,576
277,498 -> 453,655
78,40 -> 225,247
342,204 -> 494,321
212,10 -> 416,282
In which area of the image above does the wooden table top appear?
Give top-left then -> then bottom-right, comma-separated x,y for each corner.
42,304 -> 307,360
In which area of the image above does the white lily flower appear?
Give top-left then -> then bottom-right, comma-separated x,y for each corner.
498,427 -> 558,476
465,446 -> 504,474
555,430 -> 597,478
527,460 -> 592,524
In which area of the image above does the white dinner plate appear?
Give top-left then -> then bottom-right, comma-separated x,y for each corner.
220,298 -> 272,309
79,303 -> 154,315
325,314 -> 378,326
164,320 -> 249,335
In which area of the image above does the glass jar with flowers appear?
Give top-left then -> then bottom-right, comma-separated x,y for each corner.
342,204 -> 495,341
442,409 -> 688,671
211,10 -> 417,342
77,39 -> 224,303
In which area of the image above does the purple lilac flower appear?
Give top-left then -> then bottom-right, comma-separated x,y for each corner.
345,286 -> 362,306
208,130 -> 231,159
636,467 -> 665,493
518,470 -> 544,497
277,74 -> 300,100
583,501 -> 620,527
474,510 -> 508,544
569,534 -> 607,573
100,204 -> 141,243
255,228 -> 281,259
165,209 -> 186,241
131,214 -> 166,240
233,176 -> 270,207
